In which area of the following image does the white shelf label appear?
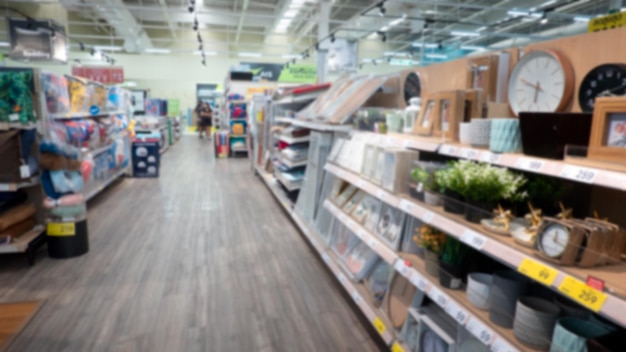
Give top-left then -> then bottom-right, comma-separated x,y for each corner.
8,113 -> 19,121
376,189 -> 387,202
423,211 -> 435,224
322,251 -> 330,264
429,286 -> 448,308
515,157 -> 544,172
346,219 -> 357,231
559,165 -> 597,184
357,228 -> 367,239
440,145 -> 458,156
338,213 -> 348,224
394,260 -> 410,278
461,229 -> 487,250
352,291 -> 362,304
410,271 -> 428,291
357,178 -> 366,189
467,317 -> 494,346
491,338 -> 518,352
399,199 -> 414,213
403,139 -> 413,148
481,151 -> 502,164
446,301 -> 469,325
385,136 -> 393,147
367,237 -> 378,249
459,148 -> 479,160
338,272 -> 347,284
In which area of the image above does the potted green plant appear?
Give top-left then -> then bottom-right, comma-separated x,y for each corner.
434,162 -> 467,214
410,167 -> 442,206
439,237 -> 471,289
463,163 -> 527,223
409,167 -> 426,202
415,225 -> 446,277
523,175 -> 565,216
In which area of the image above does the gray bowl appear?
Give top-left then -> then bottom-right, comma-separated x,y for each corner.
514,297 -> 561,350
467,273 -> 492,310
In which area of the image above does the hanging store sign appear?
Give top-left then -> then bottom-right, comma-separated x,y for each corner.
588,12 -> 626,32
8,18 -> 67,63
167,99 -> 180,116
71,66 -> 124,84
240,62 -> 317,83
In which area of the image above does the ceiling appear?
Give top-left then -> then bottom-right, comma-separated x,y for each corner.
1,0 -> 620,66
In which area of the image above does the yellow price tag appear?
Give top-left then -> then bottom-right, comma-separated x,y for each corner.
391,342 -> 405,352
47,222 -> 75,236
373,317 -> 386,335
558,276 -> 607,312
517,258 -> 558,286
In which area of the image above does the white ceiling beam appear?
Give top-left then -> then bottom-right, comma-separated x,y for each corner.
235,0 -> 250,42
158,0 -> 177,39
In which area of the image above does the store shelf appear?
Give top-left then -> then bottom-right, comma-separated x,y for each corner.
0,177 -> 39,192
274,92 -> 319,105
49,110 -> 125,119
324,161 -> 626,328
231,146 -> 248,153
290,119 -> 353,132
354,131 -> 442,152
257,168 -> 294,213
324,200 -> 400,265
0,121 -> 37,130
228,100 -> 247,105
279,135 -> 310,145
0,225 -> 45,254
84,144 -> 114,157
274,171 -> 302,192
438,143 -> 626,192
278,156 -> 308,169
274,117 -> 294,124
230,133 -> 247,138
85,168 -> 127,201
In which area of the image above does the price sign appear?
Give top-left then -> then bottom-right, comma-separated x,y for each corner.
47,222 -> 76,236
376,189 -> 387,202
467,317 -> 494,346
367,237 -> 378,249
403,139 -> 413,149
352,291 -> 362,304
446,301 -> 469,325
373,317 -> 387,335
491,338 -> 518,352
461,229 -> 487,250
558,276 -> 607,312
517,258 -> 558,286
357,228 -> 367,240
559,165 -> 597,184
399,199 -> 414,213
391,342 -> 405,352
481,151 -> 502,164
515,157 -> 544,173
410,271 -> 428,291
459,148 -> 479,160
439,144 -> 458,156
346,219 -> 357,231
394,260 -> 410,278
428,286 -> 448,307
423,211 -> 435,224
357,178 -> 366,189
338,213 -> 348,224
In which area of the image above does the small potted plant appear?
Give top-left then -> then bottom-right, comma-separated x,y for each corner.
410,167 -> 442,206
439,237 -> 471,289
415,225 -> 446,277
434,162 -> 467,214
409,167 -> 426,201
523,175 -> 565,216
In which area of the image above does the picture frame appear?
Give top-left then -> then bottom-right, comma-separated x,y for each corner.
464,89 -> 483,121
343,190 -> 364,214
432,90 -> 465,141
466,55 -> 499,103
413,94 -> 438,136
588,96 -> 626,166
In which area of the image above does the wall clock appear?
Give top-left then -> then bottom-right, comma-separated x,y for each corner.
536,217 -> 586,265
578,64 -> 626,112
403,72 -> 422,105
507,50 -> 574,116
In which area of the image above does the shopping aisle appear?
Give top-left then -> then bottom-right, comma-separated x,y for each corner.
0,136 -> 382,352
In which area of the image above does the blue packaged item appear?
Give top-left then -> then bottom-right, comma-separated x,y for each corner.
49,170 -> 84,193
41,171 -> 71,199
40,140 -> 80,159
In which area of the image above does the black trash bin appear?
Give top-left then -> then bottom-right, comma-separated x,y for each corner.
47,219 -> 89,258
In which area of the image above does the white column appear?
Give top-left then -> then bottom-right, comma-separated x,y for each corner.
317,0 -> 330,83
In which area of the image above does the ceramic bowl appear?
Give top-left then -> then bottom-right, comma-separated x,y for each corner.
470,118 -> 491,147
490,118 -> 522,153
514,297 -> 561,350
488,270 -> 529,328
459,122 -> 472,145
467,273 -> 493,310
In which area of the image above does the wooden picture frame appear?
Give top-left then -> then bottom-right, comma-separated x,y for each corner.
413,94 -> 438,136
464,89 -> 483,121
432,90 -> 465,141
588,96 -> 626,166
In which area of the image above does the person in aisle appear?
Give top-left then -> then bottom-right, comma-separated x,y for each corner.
201,102 -> 213,140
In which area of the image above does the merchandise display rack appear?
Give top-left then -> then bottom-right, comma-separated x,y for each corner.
227,100 -> 249,157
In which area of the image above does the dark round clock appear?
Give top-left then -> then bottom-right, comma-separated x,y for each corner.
578,63 -> 626,112
404,72 -> 422,105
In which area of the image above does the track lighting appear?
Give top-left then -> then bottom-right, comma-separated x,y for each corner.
193,17 -> 199,31
330,34 -> 336,43
540,13 -> 549,25
315,42 -> 320,51
377,31 -> 386,42
378,1 -> 386,17
372,59 -> 377,66
359,64 -> 363,70
79,42 -> 85,51
197,32 -> 202,41
90,48 -> 96,56
188,5 -> 194,13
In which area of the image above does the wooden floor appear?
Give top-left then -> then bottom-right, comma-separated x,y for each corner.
0,301 -> 43,351
0,136 -> 383,352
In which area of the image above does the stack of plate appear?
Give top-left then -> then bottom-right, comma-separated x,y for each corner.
467,273 -> 492,310
513,297 -> 561,350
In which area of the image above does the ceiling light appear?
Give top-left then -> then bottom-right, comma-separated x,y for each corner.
425,53 -> 447,59
0,42 -> 10,47
383,51 -> 408,57
378,1 -> 386,17
476,26 -> 488,32
380,25 -> 390,32
330,33 -> 336,43
145,48 -> 171,54
412,42 -> 438,48
461,45 -> 487,51
238,52 -> 262,57
95,45 -> 123,51
451,30 -> 480,37
389,14 -> 407,27
540,16 -> 549,25
281,54 -> 301,59
541,0 -> 557,6
193,50 -> 216,55
574,16 -> 591,22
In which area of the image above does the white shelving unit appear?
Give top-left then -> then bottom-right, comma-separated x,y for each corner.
278,135 -> 310,145
278,156 -> 307,169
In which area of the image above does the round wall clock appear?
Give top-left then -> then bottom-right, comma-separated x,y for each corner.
537,221 -> 571,258
578,63 -> 626,112
404,72 -> 422,105
507,50 -> 574,116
